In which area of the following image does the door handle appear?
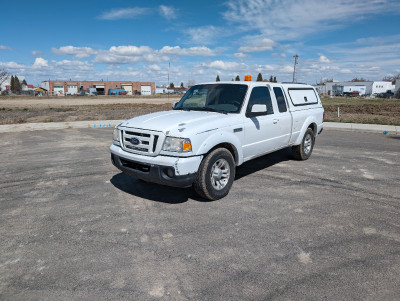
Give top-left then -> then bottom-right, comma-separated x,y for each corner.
273,119 -> 279,124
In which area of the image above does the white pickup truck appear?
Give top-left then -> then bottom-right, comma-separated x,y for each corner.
110,81 -> 324,200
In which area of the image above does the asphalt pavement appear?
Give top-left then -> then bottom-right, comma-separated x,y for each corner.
0,128 -> 399,300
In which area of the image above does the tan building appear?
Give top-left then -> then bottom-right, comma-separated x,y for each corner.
41,80 -> 156,96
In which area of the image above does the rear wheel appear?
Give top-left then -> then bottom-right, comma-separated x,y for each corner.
292,128 -> 315,160
194,148 -> 235,200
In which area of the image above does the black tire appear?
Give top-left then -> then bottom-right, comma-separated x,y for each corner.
193,148 -> 235,201
292,128 -> 315,160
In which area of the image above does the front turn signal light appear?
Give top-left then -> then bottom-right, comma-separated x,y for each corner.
182,139 -> 192,152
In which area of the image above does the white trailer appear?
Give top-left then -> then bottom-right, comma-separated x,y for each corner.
343,85 -> 366,96
371,81 -> 395,95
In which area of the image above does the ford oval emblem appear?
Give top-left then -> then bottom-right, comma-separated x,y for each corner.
131,138 -> 140,145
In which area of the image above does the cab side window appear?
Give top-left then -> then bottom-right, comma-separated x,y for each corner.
246,87 -> 274,116
273,87 -> 287,113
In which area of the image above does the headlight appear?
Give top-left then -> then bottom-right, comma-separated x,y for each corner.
113,128 -> 121,144
162,137 -> 192,152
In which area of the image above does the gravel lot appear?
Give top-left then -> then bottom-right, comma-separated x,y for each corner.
1,129 -> 399,300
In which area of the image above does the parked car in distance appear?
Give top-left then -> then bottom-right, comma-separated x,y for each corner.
376,90 -> 394,98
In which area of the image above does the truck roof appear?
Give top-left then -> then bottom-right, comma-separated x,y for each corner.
195,81 -> 313,89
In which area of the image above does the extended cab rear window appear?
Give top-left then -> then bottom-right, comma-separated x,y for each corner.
273,87 -> 287,113
288,88 -> 319,106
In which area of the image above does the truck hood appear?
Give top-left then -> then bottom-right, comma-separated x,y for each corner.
120,110 -> 239,136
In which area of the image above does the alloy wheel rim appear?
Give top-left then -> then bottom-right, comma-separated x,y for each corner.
304,134 -> 312,154
210,158 -> 230,190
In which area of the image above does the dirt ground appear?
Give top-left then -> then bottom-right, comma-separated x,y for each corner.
0,96 -> 179,125
0,95 -> 178,108
1,95 -> 399,125
323,104 -> 400,125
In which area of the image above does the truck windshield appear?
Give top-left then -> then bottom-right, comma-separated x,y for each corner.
174,84 -> 248,113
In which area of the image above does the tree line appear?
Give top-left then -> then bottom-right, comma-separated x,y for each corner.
9,75 -> 27,92
216,73 -> 277,82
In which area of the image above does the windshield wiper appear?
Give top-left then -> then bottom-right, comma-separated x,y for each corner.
189,107 -> 228,114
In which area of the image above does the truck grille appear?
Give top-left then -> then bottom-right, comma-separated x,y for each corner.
121,128 -> 164,156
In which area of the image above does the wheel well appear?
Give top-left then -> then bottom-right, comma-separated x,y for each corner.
208,143 -> 238,165
308,123 -> 317,136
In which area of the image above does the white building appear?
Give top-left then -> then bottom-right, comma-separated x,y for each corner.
156,86 -> 174,94
315,81 -> 395,96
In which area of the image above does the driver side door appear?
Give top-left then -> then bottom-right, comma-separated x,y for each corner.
242,86 -> 282,161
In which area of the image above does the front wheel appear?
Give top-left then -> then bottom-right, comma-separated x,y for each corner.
292,128 -> 315,160
193,148 -> 235,200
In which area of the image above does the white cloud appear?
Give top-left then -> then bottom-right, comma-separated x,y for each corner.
99,7 -> 150,20
0,45 -> 12,51
282,65 -> 294,73
320,65 -> 340,71
184,26 -> 226,45
159,5 -> 177,20
255,64 -> 275,72
32,58 -> 48,69
109,45 -> 154,56
319,55 -> 330,63
223,0 -> 400,41
160,46 -> 216,56
202,60 -> 248,71
52,46 -> 98,58
272,53 -> 287,58
93,53 -> 142,64
84,45 -> 217,64
238,38 -> 277,53
307,34 -> 400,80
52,60 -> 93,71
96,45 -> 166,64
149,64 -> 161,71
234,52 -> 249,58
31,51 -> 45,58
0,61 -> 25,69
106,65 -> 121,70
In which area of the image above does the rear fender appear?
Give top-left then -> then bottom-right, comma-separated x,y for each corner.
294,116 -> 318,145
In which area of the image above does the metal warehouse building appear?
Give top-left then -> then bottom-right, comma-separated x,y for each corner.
41,80 -> 156,96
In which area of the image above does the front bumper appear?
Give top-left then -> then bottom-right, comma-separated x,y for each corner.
110,144 -> 202,188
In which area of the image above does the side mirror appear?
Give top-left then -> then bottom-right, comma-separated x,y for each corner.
172,101 -> 177,109
246,104 -> 267,117
251,104 -> 267,113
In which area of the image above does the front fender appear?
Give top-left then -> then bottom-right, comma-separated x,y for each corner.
195,130 -> 244,165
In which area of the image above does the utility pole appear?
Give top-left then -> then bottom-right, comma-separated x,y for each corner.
293,54 -> 299,83
168,62 -> 170,101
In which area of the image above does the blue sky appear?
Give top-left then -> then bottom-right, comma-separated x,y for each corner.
1,0 -> 400,86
